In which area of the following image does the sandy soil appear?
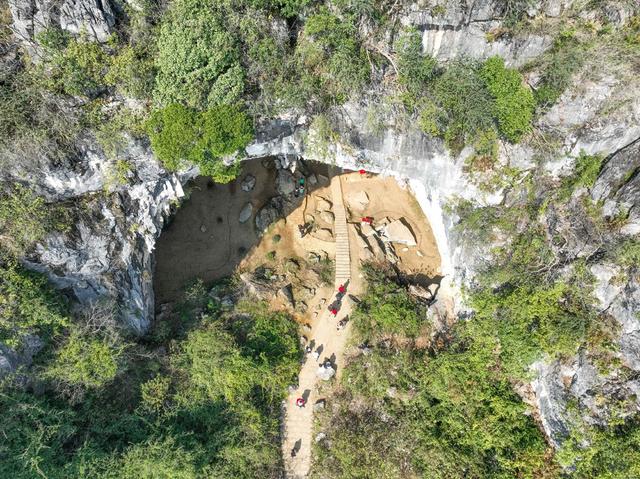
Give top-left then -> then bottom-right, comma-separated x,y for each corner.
341,171 -> 441,278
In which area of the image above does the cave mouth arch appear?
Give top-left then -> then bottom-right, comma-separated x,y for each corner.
152,156 -> 443,312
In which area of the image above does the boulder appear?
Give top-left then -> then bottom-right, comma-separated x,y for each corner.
315,196 -> 332,211
239,203 -> 253,223
319,210 -> 335,224
311,228 -> 334,241
347,190 -> 369,210
313,399 -> 326,411
316,364 -> 336,381
315,432 -> 327,442
255,197 -> 284,232
278,284 -> 295,307
240,272 -> 274,299
382,219 -> 417,246
276,169 -> 296,195
360,222 -> 376,237
241,174 -> 256,192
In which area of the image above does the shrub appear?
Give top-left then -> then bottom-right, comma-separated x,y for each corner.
147,104 -> 252,182
534,30 -> 584,108
481,56 -> 534,142
37,30 -> 108,97
105,45 -> 155,99
0,264 -> 69,349
396,28 -> 438,102
0,185 -> 68,257
431,60 -> 494,152
45,331 -> 122,389
352,265 -> 425,340
558,152 -> 604,200
295,8 -> 370,104
0,391 -> 75,479
146,104 -> 201,171
153,0 -> 244,109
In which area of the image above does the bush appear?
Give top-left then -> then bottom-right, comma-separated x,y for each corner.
36,30 -> 108,97
45,331 -> 122,389
0,185 -> 68,257
153,0 -> 244,109
0,391 -> 75,479
146,104 -> 201,171
396,28 -> 438,102
352,265 -> 426,341
105,46 -> 155,99
295,8 -> 370,105
481,56 -> 534,142
147,104 -> 253,182
534,30 -> 584,108
0,264 -> 69,349
431,60 -> 494,152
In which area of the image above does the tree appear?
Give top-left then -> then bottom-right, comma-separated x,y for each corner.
0,263 -> 69,348
147,104 -> 253,182
481,56 -> 535,142
153,0 -> 244,110
146,104 -> 200,171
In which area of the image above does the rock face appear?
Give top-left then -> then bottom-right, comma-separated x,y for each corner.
399,0 -> 555,67
4,0 -> 640,446
9,0 -> 115,45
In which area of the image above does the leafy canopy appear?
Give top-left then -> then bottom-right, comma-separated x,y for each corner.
146,104 -> 253,182
153,0 -> 244,110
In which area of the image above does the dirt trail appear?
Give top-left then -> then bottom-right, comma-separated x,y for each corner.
282,174 -> 359,479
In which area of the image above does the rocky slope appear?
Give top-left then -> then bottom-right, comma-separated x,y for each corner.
4,0 -> 640,450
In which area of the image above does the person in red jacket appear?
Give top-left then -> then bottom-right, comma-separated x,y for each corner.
296,397 -> 306,408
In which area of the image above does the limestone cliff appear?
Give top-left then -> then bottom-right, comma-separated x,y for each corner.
3,0 -> 640,451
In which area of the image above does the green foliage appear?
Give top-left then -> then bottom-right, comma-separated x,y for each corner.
107,437 -> 198,479
147,103 -> 253,182
609,238 -> 640,268
558,152 -> 604,200
45,330 -> 123,389
295,8 -> 370,105
37,30 -> 108,97
558,419 -> 640,478
352,265 -> 425,340
396,28 -> 438,101
313,269 -> 551,479
534,29 -> 585,108
0,264 -> 69,349
146,104 -> 200,171
481,56 -> 535,142
105,46 -> 155,99
0,185 -> 68,257
0,390 -> 75,479
0,279 -> 297,478
153,0 -> 244,109
431,60 -> 494,152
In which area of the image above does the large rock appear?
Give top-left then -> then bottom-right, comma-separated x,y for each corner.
316,364 -> 336,381
276,169 -> 296,195
255,196 -> 285,232
346,190 -> 369,210
381,219 -> 417,246
238,203 -> 253,223
311,228 -> 334,242
9,0 -> 115,46
241,174 -> 256,192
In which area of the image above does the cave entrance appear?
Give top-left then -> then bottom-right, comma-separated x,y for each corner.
152,157 -> 340,307
153,157 -> 443,314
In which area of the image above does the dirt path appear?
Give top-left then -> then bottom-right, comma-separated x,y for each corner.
282,175 -> 357,478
